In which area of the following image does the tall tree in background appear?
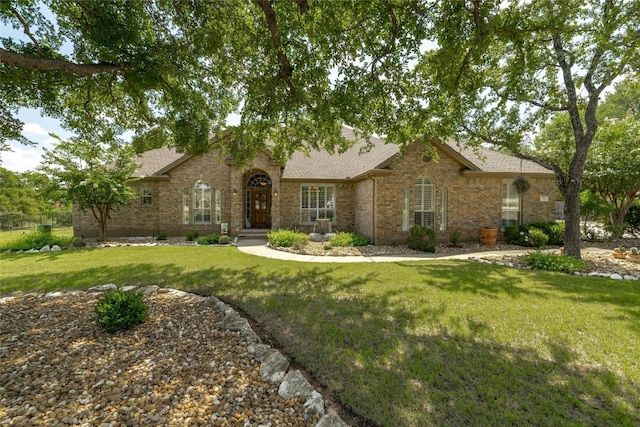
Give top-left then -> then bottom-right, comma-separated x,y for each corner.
398,0 -> 640,258
40,133 -> 137,241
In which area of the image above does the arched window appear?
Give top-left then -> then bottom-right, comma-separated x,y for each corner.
193,180 -> 211,224
414,176 -> 435,228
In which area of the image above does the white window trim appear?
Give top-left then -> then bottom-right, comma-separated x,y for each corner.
140,187 -> 152,206
414,176 -> 435,228
300,184 -> 336,224
193,180 -> 212,224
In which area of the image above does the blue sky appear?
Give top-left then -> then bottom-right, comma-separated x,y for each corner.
3,109 -> 70,174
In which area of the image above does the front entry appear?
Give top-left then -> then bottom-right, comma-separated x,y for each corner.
250,189 -> 271,228
246,172 -> 272,229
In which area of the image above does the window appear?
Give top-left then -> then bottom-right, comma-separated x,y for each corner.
414,176 -> 435,228
402,186 -> 410,231
215,189 -> 221,224
182,189 -> 190,224
300,185 -> 335,224
501,179 -> 520,229
439,186 -> 447,231
193,180 -> 211,224
140,188 -> 152,206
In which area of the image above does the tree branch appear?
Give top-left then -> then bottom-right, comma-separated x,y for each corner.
8,5 -> 44,56
0,47 -> 126,76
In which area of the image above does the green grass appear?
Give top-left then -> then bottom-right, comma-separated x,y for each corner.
1,246 -> 639,426
0,227 -> 74,245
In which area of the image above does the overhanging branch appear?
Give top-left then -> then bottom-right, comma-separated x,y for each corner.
0,48 -> 126,77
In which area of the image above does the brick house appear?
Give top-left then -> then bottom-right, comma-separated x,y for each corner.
73,128 -> 557,244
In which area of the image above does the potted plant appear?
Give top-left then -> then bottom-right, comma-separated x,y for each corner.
612,246 -> 628,259
627,247 -> 640,263
478,227 -> 498,245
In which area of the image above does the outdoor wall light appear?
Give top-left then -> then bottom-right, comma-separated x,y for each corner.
232,189 -> 237,196
274,189 -> 279,196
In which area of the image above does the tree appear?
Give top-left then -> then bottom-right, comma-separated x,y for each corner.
0,167 -> 40,227
584,114 -> 640,235
40,134 -> 137,241
1,0 -> 430,162
389,0 -> 640,258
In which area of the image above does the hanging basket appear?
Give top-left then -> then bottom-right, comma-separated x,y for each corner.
513,175 -> 531,194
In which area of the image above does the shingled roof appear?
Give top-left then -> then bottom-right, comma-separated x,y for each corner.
133,129 -> 553,179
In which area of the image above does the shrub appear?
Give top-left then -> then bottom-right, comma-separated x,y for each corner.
524,252 -> 586,273
218,235 -> 231,245
548,222 -> 565,246
329,231 -> 370,247
267,229 -> 309,247
449,229 -> 461,245
156,232 -> 168,240
525,228 -> 549,248
197,234 -> 221,245
626,203 -> 640,237
505,222 -> 564,247
406,226 -> 436,252
186,230 -> 199,241
93,290 -> 148,333
0,231 -> 75,252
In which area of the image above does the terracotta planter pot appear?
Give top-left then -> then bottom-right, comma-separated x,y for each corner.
479,228 -> 498,246
627,254 -> 640,263
612,252 -> 628,259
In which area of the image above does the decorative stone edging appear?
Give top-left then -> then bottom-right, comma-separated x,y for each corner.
468,257 -> 639,281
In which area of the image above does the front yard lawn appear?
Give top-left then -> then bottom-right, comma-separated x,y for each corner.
1,245 -> 639,426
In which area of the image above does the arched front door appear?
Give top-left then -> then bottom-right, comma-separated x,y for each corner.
246,173 -> 271,228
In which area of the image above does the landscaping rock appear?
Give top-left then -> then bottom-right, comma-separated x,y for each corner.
87,284 -> 118,293
279,369 -> 315,399
303,390 -> 325,420
259,349 -> 290,383
51,245 -> 62,251
39,245 -> 51,252
316,411 -> 350,427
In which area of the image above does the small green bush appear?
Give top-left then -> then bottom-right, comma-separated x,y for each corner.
156,232 -> 168,240
218,235 -> 231,245
186,230 -> 199,241
406,226 -> 436,252
267,229 -> 309,247
197,234 -> 221,245
329,231 -> 370,247
93,290 -> 148,333
548,222 -> 565,246
0,231 -> 75,252
524,252 -> 586,273
505,221 -> 564,247
526,228 -> 549,248
449,229 -> 461,245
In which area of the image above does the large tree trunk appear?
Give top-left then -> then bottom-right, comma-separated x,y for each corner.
563,180 -> 583,258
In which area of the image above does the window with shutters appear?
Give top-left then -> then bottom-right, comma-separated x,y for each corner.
414,176 -> 435,228
501,179 -> 520,229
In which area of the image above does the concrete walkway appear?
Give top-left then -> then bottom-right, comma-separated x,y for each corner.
235,238 -> 609,263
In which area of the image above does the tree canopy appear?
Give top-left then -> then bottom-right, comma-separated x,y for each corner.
1,0 -> 431,162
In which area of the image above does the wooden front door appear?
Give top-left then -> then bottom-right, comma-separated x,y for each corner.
250,189 -> 271,228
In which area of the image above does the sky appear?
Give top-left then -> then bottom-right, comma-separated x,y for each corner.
3,109 -> 70,174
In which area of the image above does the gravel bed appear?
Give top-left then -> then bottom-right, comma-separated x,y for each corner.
0,292 -> 316,426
